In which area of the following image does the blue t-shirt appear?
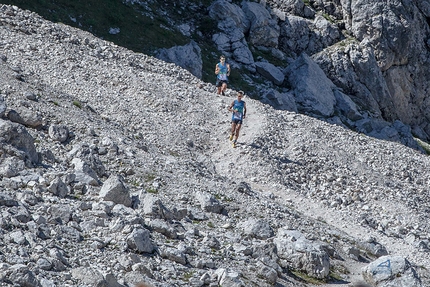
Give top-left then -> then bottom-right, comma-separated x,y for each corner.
232,100 -> 245,121
217,62 -> 228,81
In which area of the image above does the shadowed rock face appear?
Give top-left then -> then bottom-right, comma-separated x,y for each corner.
0,119 -> 39,166
0,3 -> 430,287
159,0 -> 430,144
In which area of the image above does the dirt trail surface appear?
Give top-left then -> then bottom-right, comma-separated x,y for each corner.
212,94 -> 267,172
1,4 -> 430,286
211,92 -> 429,286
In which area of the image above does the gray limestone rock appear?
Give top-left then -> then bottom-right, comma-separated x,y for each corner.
147,218 -> 178,239
71,157 -> 100,186
0,192 -> 18,206
71,266 -> 108,286
239,218 -> 274,240
142,194 -> 174,220
159,246 -> 187,265
48,124 -> 69,142
196,191 -> 224,214
242,1 -> 280,48
156,40 -> 203,79
99,174 -> 132,207
261,89 -> 298,112
0,119 -> 39,165
274,229 -> 330,279
255,61 -> 285,86
0,3 -> 429,287
126,228 -> 154,254
8,264 -> 39,287
362,256 -> 423,287
0,94 -> 5,118
284,53 -> 336,117
7,108 -> 43,128
47,177 -> 69,198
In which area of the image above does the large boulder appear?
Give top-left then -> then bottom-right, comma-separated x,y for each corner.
0,119 -> 39,166
238,218 -> 274,240
156,40 -> 203,79
209,0 -> 255,66
255,61 -> 284,85
274,229 -> 330,279
362,256 -> 423,287
260,89 -> 298,112
242,1 -> 280,48
142,194 -> 174,220
209,0 -> 250,33
71,267 -> 108,286
313,43 -> 387,119
126,228 -> 155,254
99,174 -> 132,207
196,191 -> 223,214
7,108 -> 43,128
71,158 -> 100,186
279,15 -> 340,57
48,124 -> 69,143
284,53 -> 336,117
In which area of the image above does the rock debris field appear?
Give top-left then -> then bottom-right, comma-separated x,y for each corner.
0,4 -> 429,287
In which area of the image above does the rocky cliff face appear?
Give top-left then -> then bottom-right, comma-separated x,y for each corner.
208,0 -> 430,147
3,0 -> 430,149
1,4 -> 430,287
158,0 -> 430,148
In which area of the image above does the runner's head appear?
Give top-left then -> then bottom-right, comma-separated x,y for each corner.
237,91 -> 244,101
220,55 -> 225,63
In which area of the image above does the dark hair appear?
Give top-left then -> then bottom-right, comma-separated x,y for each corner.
220,55 -> 225,59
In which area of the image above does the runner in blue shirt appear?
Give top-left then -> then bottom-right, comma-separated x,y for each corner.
215,55 -> 230,96
228,91 -> 247,148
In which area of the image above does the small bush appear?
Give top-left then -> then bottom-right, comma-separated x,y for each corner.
415,138 -> 430,155
72,100 -> 82,108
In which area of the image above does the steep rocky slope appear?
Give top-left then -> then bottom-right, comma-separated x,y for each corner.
1,4 -> 429,287
3,0 -> 430,149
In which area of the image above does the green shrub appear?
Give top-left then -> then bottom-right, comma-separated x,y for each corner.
72,100 -> 82,108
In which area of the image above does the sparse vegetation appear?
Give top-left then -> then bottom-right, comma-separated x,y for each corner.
72,100 -> 82,108
0,0 -> 188,55
168,150 -> 180,157
144,173 -> 156,183
290,270 -> 326,284
146,187 -> 158,194
415,138 -> 430,155
183,271 -> 194,281
329,265 -> 349,282
322,13 -> 334,23
130,179 -> 140,187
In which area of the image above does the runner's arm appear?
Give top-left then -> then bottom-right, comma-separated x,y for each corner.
215,63 -> 219,75
228,101 -> 234,112
227,63 -> 231,76
243,103 -> 247,118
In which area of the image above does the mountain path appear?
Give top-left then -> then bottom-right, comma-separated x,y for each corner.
211,94 -> 266,173
209,93 -> 411,286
